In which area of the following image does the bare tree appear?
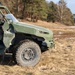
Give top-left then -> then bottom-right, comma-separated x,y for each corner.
57,0 -> 66,22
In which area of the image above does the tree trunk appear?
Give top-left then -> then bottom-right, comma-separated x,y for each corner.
22,2 -> 26,19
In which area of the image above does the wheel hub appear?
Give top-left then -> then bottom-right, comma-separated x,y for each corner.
22,48 -> 35,61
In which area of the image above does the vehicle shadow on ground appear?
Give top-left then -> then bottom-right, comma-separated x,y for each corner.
0,55 -> 16,66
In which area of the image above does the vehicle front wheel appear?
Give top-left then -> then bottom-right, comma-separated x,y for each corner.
15,40 -> 41,67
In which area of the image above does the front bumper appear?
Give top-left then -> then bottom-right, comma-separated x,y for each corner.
44,40 -> 55,48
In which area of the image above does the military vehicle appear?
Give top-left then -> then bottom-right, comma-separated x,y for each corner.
0,3 -> 54,66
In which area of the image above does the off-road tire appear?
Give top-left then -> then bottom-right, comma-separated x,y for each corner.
15,40 -> 41,67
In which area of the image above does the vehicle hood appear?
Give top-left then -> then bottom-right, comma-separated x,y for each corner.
14,22 -> 51,32
13,22 -> 53,42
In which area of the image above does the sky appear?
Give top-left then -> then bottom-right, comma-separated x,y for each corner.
46,0 -> 75,14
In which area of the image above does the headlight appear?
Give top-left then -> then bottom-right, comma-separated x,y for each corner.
39,31 -> 49,34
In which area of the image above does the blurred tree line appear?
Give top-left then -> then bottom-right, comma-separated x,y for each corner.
1,0 -> 74,25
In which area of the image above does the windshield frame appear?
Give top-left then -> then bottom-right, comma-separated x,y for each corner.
5,14 -> 19,23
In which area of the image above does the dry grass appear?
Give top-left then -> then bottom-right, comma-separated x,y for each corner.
22,20 -> 67,29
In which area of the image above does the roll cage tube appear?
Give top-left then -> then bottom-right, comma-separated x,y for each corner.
0,10 -> 9,24
0,6 -> 10,14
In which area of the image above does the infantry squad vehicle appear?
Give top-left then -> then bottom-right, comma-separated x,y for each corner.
0,3 -> 54,66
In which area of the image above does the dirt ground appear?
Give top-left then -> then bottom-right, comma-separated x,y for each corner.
0,21 -> 75,75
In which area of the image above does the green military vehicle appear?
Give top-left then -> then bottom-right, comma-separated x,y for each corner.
0,3 -> 54,66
